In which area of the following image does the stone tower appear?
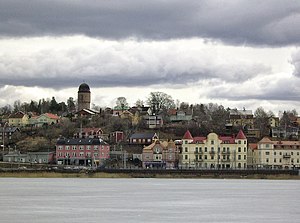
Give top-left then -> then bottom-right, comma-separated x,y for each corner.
77,83 -> 91,111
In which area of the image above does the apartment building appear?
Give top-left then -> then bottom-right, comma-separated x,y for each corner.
180,130 -> 247,169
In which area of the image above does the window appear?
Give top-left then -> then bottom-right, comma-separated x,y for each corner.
66,146 -> 70,150
266,158 -> 269,163
185,147 -> 188,152
211,140 -> 214,145
265,151 -> 270,155
72,146 -> 76,150
205,147 -> 207,152
274,158 -> 276,163
244,147 -> 246,152
87,146 -> 90,150
244,141 -> 246,144
244,155 -> 246,160
238,140 -> 241,144
274,152 -> 276,155
238,147 -> 241,152
195,147 -> 198,153
204,155 -> 207,160
79,146 -> 84,150
94,146 -> 98,150
185,155 -> 188,160
211,156 -> 214,160
238,155 -> 241,160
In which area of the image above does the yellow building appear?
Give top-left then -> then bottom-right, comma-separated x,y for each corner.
228,109 -> 254,129
8,111 -> 29,127
256,137 -> 300,169
180,130 -> 247,169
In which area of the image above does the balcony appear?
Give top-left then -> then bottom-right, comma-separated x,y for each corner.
209,151 -> 215,155
221,151 -> 230,155
194,151 -> 203,154
283,154 -> 291,158
222,159 -> 231,162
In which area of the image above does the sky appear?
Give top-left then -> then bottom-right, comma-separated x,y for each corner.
0,0 -> 300,115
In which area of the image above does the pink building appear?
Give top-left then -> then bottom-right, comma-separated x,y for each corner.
56,138 -> 110,166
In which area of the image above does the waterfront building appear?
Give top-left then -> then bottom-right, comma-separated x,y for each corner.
56,138 -> 110,166
3,151 -> 55,164
256,137 -> 300,169
142,139 -> 179,169
180,130 -> 247,169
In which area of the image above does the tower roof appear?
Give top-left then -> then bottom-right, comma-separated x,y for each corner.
78,83 -> 90,93
236,130 -> 246,139
183,130 -> 193,140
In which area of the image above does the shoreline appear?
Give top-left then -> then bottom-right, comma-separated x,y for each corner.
0,170 -> 299,180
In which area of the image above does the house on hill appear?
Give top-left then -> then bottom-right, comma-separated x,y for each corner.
34,113 -> 60,127
129,132 -> 158,145
8,111 -> 29,127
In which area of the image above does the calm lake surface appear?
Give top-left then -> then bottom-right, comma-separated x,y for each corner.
0,178 -> 299,223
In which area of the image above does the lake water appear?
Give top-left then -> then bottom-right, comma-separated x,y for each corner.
0,178 -> 299,223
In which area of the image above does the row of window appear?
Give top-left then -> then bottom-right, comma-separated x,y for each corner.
186,147 -> 247,153
58,152 -> 106,157
57,146 -> 107,150
185,154 -> 247,160
265,158 -> 300,163
264,151 -> 300,156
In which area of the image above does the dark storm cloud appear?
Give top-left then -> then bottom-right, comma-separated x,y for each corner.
208,77 -> 300,101
0,0 -> 300,46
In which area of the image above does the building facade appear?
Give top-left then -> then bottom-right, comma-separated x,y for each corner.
142,140 -> 179,169
180,130 -> 248,169
256,137 -> 300,169
3,151 -> 55,164
56,138 -> 110,166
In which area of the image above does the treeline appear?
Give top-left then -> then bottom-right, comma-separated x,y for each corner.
0,97 -> 77,115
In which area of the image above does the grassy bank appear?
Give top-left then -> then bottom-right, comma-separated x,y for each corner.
0,170 -> 299,179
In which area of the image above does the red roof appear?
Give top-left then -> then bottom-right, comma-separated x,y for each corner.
236,130 -> 246,139
219,136 -> 235,144
249,143 -> 258,150
44,113 -> 59,120
183,130 -> 193,140
193,137 -> 206,143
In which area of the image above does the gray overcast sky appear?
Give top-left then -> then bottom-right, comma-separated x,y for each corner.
0,0 -> 300,113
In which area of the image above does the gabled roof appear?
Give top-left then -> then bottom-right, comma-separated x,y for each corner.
236,130 -> 246,139
43,113 -> 59,120
0,127 -> 20,133
9,111 -> 26,119
56,138 -> 108,145
130,132 -> 157,139
258,136 -> 273,144
183,130 -> 193,140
